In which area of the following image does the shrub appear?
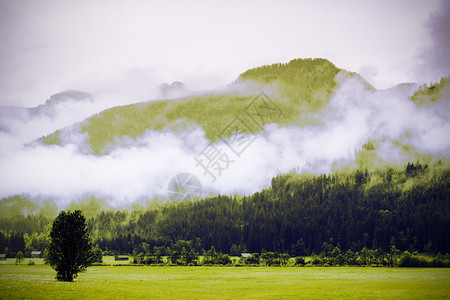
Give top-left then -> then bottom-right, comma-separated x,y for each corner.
294,257 -> 306,266
244,253 -> 260,265
311,256 -> 323,266
398,251 -> 430,267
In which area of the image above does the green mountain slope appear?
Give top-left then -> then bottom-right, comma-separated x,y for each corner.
411,77 -> 450,104
39,59 -> 342,154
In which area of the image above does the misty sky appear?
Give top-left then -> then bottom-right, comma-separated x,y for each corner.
0,0 -> 448,107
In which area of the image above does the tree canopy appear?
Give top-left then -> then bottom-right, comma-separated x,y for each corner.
45,210 -> 94,282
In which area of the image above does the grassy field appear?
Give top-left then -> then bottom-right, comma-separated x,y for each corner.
0,256 -> 132,266
1,263 -> 449,299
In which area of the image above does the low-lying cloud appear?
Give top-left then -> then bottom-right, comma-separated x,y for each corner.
0,72 -> 449,209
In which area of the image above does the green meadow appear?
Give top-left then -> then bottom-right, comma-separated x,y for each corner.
1,263 -> 449,299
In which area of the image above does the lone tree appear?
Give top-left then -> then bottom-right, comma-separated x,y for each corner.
45,210 -> 94,281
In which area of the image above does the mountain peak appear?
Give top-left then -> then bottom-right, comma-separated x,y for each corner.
238,58 -> 339,84
44,90 -> 93,106
158,81 -> 187,98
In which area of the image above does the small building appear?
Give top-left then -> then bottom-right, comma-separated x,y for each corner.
31,251 -> 42,258
0,254 -> 6,260
114,255 -> 129,261
241,253 -> 251,258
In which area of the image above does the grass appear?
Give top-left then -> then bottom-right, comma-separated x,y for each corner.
1,263 -> 449,299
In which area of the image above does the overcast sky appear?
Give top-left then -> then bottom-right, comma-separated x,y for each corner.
0,0 -> 448,107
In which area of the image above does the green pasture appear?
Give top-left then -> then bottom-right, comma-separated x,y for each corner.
1,263 -> 449,299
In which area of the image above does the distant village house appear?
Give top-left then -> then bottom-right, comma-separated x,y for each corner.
31,251 -> 42,258
114,255 -> 129,261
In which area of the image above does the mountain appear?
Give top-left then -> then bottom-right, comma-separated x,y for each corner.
0,90 -> 93,115
158,81 -> 188,98
2,57 -> 450,213
41,90 -> 93,106
411,77 -> 450,104
21,59 -> 449,171
39,58 -> 343,154
0,90 -> 93,133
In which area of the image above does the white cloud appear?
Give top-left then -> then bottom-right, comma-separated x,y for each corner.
3,72 -> 449,208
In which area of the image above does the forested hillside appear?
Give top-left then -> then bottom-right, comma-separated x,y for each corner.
411,77 -> 450,104
1,162 -> 448,257
239,57 -> 349,105
39,58 -> 341,154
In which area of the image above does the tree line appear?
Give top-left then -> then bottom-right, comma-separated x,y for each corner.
130,245 -> 449,268
1,162 -> 449,261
